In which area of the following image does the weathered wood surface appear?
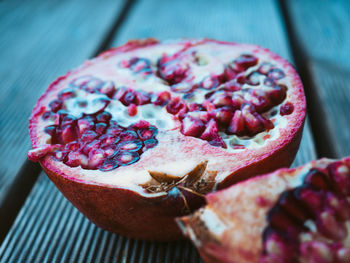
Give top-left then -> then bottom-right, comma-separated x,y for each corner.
0,0 -> 326,262
284,0 -> 350,157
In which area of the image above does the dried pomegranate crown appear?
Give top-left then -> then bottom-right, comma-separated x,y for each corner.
28,39 -> 305,240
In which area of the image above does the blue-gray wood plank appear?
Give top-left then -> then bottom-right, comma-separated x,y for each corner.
0,0 -> 317,262
0,0 -> 126,204
285,0 -> 350,157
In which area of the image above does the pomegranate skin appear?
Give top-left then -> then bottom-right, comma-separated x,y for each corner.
177,157 -> 350,262
29,38 -> 306,240
41,165 -> 186,240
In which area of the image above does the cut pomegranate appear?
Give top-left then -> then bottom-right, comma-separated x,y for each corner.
28,39 -> 305,240
177,157 -> 350,263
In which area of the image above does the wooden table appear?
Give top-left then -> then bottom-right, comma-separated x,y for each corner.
0,0 -> 348,262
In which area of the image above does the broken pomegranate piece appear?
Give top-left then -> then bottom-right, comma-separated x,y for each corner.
177,157 -> 350,263
28,39 -> 305,240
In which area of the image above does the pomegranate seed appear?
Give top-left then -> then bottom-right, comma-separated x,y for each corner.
166,97 -> 187,115
100,134 -> 120,146
99,158 -> 119,171
135,90 -> 151,105
137,126 -> 157,140
181,116 -> 205,137
120,130 -> 138,142
58,87 -> 76,100
233,54 -> 258,71
49,99 -> 63,113
280,102 -> 294,116
113,151 -> 140,166
153,91 -> 171,106
61,125 -> 77,144
127,104 -> 138,116
118,140 -> 143,152
44,125 -> 57,137
82,139 -> 101,155
96,111 -> 112,123
143,139 -> 158,151
95,122 -> 107,134
268,68 -> 285,80
98,81 -> 116,97
81,130 -> 98,142
227,110 -> 245,136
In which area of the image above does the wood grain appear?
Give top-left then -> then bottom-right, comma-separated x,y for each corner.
284,0 -> 350,157
0,0 -> 317,262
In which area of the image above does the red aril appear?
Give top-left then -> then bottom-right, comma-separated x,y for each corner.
177,157 -> 350,263
28,39 -> 305,240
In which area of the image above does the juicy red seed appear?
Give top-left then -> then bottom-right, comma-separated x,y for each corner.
106,125 -> 123,136
42,111 -> 54,120
49,99 -> 63,113
61,115 -> 76,127
113,151 -> 140,166
83,139 -> 101,155
101,145 -> 118,157
258,62 -> 273,75
280,102 -> 294,116
166,98 -> 187,115
99,159 -> 119,171
58,88 -> 76,100
118,140 -> 143,152
127,57 -> 152,74
143,139 -> 158,151
98,81 -> 116,97
153,91 -> 171,106
200,76 -> 219,90
127,104 -> 138,116
96,112 -> 112,123
44,125 -> 57,136
65,141 -> 80,151
52,150 -> 67,161
268,68 -> 285,80
61,125 -> 77,144
95,122 -> 107,134
269,85 -> 287,104
120,130 -> 138,142
114,87 -> 127,101
81,130 -> 98,142
135,91 -> 151,105
99,134 -> 120,146
132,120 -> 150,129
137,126 -> 157,140
304,169 -> 331,191
263,78 -> 275,87
83,78 -> 103,92
234,54 -> 258,71
188,103 -> 205,111
123,92 -> 135,105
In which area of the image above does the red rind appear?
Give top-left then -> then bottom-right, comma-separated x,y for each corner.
29,38 -> 306,240
177,157 -> 350,262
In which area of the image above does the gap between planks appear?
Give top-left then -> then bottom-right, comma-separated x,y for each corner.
277,0 -> 337,159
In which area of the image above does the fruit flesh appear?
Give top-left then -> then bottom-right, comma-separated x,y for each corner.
28,39 -> 306,239
29,39 -> 305,191
177,157 -> 350,262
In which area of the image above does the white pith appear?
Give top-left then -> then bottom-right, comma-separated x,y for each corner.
33,40 -> 300,193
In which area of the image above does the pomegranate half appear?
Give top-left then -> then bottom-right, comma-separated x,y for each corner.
177,157 -> 350,262
28,38 -> 306,240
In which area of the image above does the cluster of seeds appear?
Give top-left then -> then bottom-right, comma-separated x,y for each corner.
120,50 -> 291,148
41,76 -> 158,171
261,161 -> 350,263
40,46 -> 293,171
